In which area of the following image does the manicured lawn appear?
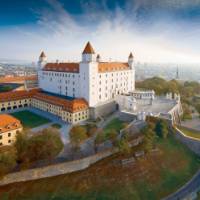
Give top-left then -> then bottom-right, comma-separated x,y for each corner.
11,111 -> 51,128
178,126 -> 200,139
0,134 -> 199,200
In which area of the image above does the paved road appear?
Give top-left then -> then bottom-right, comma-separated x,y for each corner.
163,169 -> 200,200
181,112 -> 200,131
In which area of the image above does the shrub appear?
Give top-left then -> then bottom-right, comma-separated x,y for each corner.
95,130 -> 105,145
155,119 -> 169,138
117,138 -> 131,155
0,146 -> 17,176
27,129 -> 63,162
86,124 -> 97,137
15,129 -> 63,165
69,125 -> 88,148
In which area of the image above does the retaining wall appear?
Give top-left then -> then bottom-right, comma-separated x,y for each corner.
90,101 -> 117,119
174,127 -> 200,156
118,111 -> 137,122
0,149 -> 118,186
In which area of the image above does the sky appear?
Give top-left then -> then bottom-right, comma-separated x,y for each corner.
0,0 -> 200,63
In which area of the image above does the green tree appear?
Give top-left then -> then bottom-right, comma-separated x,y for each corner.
86,124 -> 97,137
155,120 -> 169,138
142,128 -> 156,153
0,146 -> 17,176
117,138 -> 131,155
14,131 -> 29,163
94,131 -> 105,152
27,129 -> 63,162
107,129 -> 118,146
15,129 -> 63,165
94,131 -> 105,145
69,125 -> 88,149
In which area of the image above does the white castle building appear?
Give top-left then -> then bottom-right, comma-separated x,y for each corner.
38,42 -> 135,107
0,42 -> 182,124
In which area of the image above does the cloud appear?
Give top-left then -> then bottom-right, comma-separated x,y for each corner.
0,0 -> 200,64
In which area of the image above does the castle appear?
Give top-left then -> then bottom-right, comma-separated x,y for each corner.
38,42 -> 135,107
0,42 -> 182,124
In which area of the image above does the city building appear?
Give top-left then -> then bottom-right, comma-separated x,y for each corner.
0,114 -> 23,146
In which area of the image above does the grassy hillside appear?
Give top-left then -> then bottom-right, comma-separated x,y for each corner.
0,134 -> 199,200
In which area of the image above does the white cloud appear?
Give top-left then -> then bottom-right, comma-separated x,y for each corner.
0,0 -> 200,64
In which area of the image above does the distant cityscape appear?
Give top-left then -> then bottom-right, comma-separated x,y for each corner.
0,62 -> 37,77
1,61 -> 200,82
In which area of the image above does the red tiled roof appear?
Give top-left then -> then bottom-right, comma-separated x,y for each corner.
43,63 -> 79,73
43,62 -> 130,73
98,62 -> 130,72
33,92 -> 88,113
82,42 -> 95,54
0,114 -> 22,133
0,89 -> 88,113
0,76 -> 37,83
0,89 -> 39,102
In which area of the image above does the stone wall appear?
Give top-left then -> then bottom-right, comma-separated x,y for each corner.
174,127 -> 200,156
90,101 -> 117,119
118,111 -> 137,122
0,149 -> 118,186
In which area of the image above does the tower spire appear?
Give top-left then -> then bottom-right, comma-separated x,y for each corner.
128,52 -> 134,69
40,51 -> 46,58
82,41 -> 96,62
38,51 -> 47,69
129,52 -> 133,59
82,41 -> 95,54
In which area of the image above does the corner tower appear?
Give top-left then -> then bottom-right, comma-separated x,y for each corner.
82,42 -> 96,62
80,42 -> 98,107
38,51 -> 47,69
128,52 -> 134,69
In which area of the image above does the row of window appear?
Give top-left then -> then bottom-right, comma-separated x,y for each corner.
0,132 -> 12,139
99,77 -> 129,85
0,140 -> 12,146
43,70 -> 131,78
1,99 -> 30,107
43,72 -> 78,78
99,71 -> 131,78
0,104 -> 28,112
